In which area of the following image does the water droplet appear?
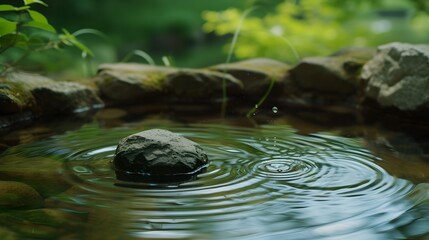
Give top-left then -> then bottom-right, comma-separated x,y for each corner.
255,104 -> 259,109
266,163 -> 289,173
272,107 -> 278,113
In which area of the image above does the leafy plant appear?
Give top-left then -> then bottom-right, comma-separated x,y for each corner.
0,0 -> 93,73
202,0 -> 429,63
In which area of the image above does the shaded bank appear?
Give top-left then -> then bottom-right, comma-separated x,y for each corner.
1,42 -> 428,134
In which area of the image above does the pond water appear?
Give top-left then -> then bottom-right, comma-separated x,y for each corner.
0,106 -> 429,239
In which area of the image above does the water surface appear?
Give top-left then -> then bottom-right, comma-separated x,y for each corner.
0,108 -> 429,239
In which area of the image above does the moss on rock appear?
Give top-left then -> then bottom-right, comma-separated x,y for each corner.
0,80 -> 36,115
95,63 -> 243,104
95,64 -> 174,103
210,58 -> 289,98
4,72 -> 103,114
165,68 -> 243,100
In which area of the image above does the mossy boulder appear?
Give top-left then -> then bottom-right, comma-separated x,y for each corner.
0,181 -> 43,209
210,58 -> 289,98
1,72 -> 103,129
0,80 -> 36,115
95,63 -> 243,104
165,68 -> 242,100
95,63 -> 172,103
4,72 -> 103,114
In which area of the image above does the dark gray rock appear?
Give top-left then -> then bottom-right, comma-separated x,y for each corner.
31,82 -> 103,114
210,58 -> 288,98
290,57 -> 356,95
362,42 -> 429,110
114,129 -> 208,182
289,48 -> 375,96
4,72 -> 103,114
166,68 -> 243,100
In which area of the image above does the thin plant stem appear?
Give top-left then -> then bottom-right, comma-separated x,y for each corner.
72,28 -> 110,42
10,40 -> 57,68
221,6 -> 258,118
246,77 -> 276,118
245,31 -> 300,118
121,50 -> 155,65
278,36 -> 300,62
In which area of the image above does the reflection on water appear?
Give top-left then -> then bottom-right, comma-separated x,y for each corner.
0,116 -> 428,240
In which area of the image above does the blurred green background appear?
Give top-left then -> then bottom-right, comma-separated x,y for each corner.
1,0 -> 428,78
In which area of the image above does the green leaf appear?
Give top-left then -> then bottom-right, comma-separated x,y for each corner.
72,28 -> 111,42
0,34 -> 14,47
72,39 -> 94,57
0,18 -> 16,36
16,6 -> 31,11
28,10 -> 49,23
0,33 -> 29,49
26,36 -> 46,48
23,0 -> 48,7
0,5 -> 17,11
24,21 -> 56,33
25,11 -> 56,32
60,29 -> 94,56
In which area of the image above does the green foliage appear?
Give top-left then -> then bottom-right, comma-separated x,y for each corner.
203,0 -> 429,63
121,50 -> 156,65
0,0 -> 92,73
0,0 -> 54,54
59,29 -> 93,57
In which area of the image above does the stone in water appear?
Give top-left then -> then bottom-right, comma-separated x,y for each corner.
113,129 -> 209,182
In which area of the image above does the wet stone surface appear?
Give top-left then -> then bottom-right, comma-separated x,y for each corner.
210,58 -> 289,98
5,72 -> 103,114
113,129 -> 209,182
95,63 -> 243,103
362,42 -> 429,111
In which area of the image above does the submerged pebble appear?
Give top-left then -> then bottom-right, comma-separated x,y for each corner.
113,129 -> 209,182
0,181 -> 43,209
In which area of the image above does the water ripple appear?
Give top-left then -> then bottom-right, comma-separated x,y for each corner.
15,123 -> 428,239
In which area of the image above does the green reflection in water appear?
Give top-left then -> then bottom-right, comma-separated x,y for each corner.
0,121 -> 428,239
